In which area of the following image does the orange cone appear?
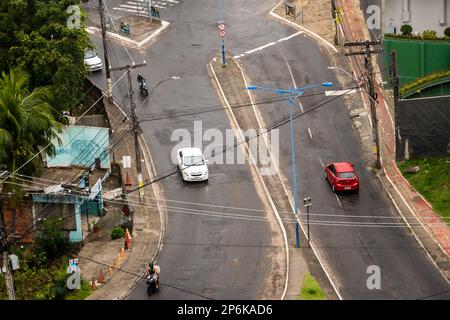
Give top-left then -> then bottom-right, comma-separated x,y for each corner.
124,228 -> 132,250
98,269 -> 105,283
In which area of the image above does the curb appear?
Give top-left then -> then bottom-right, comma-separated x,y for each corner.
268,0 -> 338,53
110,100 -> 166,300
208,60 -> 289,300
86,20 -> 170,48
235,59 -> 343,300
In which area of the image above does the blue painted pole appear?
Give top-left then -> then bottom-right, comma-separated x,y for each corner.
221,37 -> 226,66
289,109 -> 300,248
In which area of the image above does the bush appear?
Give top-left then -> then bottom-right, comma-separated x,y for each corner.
400,24 -> 413,36
422,29 -> 437,39
34,218 -> 71,263
444,27 -> 450,38
111,226 -> 125,240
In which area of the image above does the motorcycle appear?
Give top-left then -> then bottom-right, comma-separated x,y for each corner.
137,75 -> 149,97
146,273 -> 159,296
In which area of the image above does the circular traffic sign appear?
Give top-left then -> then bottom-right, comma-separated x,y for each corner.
218,23 -> 226,30
219,30 -> 226,37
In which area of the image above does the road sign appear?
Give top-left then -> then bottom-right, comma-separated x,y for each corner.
219,30 -> 226,37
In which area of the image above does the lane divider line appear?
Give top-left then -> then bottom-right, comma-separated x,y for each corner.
236,60 -> 343,300
209,62 -> 290,300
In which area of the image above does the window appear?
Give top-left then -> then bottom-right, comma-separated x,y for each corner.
338,172 -> 356,179
329,165 -> 336,175
184,156 -> 205,166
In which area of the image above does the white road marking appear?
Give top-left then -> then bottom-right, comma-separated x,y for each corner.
307,128 -> 313,139
298,102 -> 304,112
318,157 -> 325,168
233,31 -> 303,59
335,194 -> 343,207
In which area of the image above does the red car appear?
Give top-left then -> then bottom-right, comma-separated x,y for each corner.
325,162 -> 359,192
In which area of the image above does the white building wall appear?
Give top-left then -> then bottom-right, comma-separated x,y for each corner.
384,0 -> 449,35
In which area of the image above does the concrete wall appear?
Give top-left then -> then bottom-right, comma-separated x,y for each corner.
384,0 -> 450,35
395,95 -> 450,160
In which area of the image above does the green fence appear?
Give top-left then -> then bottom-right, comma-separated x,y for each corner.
383,37 -> 450,86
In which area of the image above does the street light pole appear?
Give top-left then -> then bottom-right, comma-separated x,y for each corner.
246,82 -> 333,249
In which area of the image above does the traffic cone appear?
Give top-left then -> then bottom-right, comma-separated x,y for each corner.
91,277 -> 97,290
98,269 -> 105,283
124,228 -> 132,250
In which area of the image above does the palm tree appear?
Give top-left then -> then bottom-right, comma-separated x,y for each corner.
0,68 -> 62,199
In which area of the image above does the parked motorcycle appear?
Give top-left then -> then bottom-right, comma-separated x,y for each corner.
137,74 -> 149,97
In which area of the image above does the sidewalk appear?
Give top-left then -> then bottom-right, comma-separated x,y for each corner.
80,97 -> 163,300
336,0 -> 450,279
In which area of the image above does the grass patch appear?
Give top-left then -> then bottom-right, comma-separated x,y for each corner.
298,273 -> 326,300
398,157 -> 450,224
65,280 -> 92,300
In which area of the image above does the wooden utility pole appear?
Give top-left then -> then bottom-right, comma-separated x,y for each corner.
98,0 -> 113,102
110,63 -> 147,199
0,196 -> 16,300
344,40 -> 382,169
390,50 -> 400,161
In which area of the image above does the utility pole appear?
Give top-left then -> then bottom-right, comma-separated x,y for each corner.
303,197 -> 311,248
390,50 -> 400,161
110,63 -> 147,200
0,196 -> 16,300
344,40 -> 382,169
98,0 -> 112,103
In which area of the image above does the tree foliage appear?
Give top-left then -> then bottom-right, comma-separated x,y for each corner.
400,24 -> 413,36
0,69 -> 63,198
0,0 -> 92,112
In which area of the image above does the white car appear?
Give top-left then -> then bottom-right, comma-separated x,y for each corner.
84,49 -> 103,72
176,148 -> 209,182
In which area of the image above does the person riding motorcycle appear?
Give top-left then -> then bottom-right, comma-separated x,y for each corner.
137,74 -> 145,89
146,262 -> 160,288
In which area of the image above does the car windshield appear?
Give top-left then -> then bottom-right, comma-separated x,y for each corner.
183,156 -> 204,166
338,172 -> 356,179
84,50 -> 96,59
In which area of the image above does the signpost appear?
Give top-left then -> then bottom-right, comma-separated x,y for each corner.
218,21 -> 226,66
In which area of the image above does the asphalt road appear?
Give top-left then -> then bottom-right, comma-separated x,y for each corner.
89,0 -> 284,300
88,0 -> 450,300
235,10 -> 450,299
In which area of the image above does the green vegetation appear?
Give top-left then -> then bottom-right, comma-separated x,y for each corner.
400,24 -> 413,36
445,27 -> 450,38
385,27 -> 450,41
0,69 -> 63,201
0,0 -> 92,112
0,218 -> 90,300
398,158 -> 450,223
400,70 -> 450,97
298,273 -> 326,300
111,226 -> 126,240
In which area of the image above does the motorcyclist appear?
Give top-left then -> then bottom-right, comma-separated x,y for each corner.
137,74 -> 145,89
146,262 -> 160,288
